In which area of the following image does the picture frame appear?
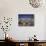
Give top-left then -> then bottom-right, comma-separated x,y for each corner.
18,14 -> 34,26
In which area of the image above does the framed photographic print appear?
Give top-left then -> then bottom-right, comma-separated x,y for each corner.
18,14 -> 34,26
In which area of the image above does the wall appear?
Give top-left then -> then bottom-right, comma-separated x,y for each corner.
0,0 -> 46,40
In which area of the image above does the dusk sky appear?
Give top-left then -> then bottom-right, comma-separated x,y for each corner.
18,14 -> 34,18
